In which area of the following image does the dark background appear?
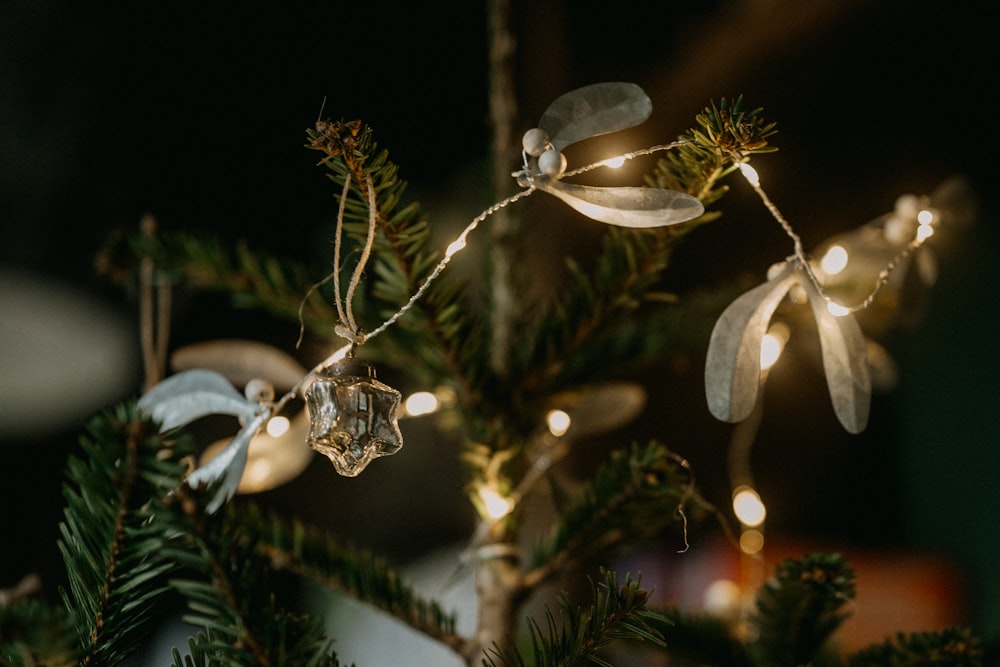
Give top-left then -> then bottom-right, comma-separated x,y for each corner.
2,0 -> 998,646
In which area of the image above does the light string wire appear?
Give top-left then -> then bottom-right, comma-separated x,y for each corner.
237,135 -> 938,570
285,138 -> 694,413
280,138 -> 934,444
734,158 -> 932,313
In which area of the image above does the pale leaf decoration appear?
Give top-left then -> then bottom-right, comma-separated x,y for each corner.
139,368 -> 271,513
522,82 -> 705,228
804,279 -> 871,433
704,263 -> 871,434
137,368 -> 259,430
704,266 -> 799,424
539,181 -> 705,228
538,81 -> 653,152
186,411 -> 270,513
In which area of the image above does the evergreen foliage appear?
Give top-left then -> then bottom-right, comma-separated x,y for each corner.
57,403 -> 192,666
483,570 -> 666,667
3,93 -> 981,667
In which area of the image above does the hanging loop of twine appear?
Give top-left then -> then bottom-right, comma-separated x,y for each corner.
330,172 -> 378,346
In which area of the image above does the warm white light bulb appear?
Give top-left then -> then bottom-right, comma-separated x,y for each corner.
445,238 -> 467,258
916,223 -> 934,241
826,301 -> 851,317
738,163 -> 760,187
266,415 -> 291,437
760,323 -> 789,371
732,486 -> 766,527
546,409 -> 571,437
820,244 -> 849,276
404,391 -> 439,416
917,209 -> 935,225
703,579 -> 742,615
739,528 -> 765,555
602,155 -> 626,169
478,486 -> 513,519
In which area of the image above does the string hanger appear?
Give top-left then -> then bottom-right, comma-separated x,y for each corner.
331,171 -> 376,346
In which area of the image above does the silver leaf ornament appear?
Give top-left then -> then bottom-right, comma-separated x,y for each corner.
804,279 -> 871,433
138,368 -> 259,431
705,266 -> 799,424
704,263 -> 871,433
538,81 -> 653,152
520,82 -> 704,229
186,411 -> 269,513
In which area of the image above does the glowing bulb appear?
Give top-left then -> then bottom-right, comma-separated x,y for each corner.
826,301 -> 851,317
601,155 -> 626,169
546,409 -> 571,437
703,579 -> 742,615
738,163 -> 760,187
404,391 -> 439,416
916,223 -> 934,241
732,486 -> 766,527
445,238 -> 467,258
739,528 -> 765,554
820,244 -> 849,276
266,415 -> 291,437
478,486 -> 513,519
760,323 -> 789,371
917,209 -> 935,225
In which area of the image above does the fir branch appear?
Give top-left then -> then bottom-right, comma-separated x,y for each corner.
847,627 -> 983,666
484,569 -> 665,667
525,442 -> 695,589
164,489 -> 339,667
307,119 -> 497,429
57,403 -> 192,666
97,228 -> 344,338
748,552 -> 857,667
248,503 -> 464,655
648,96 -> 777,203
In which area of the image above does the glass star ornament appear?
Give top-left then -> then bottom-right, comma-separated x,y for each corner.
305,357 -> 403,476
514,82 -> 704,228
704,261 -> 871,434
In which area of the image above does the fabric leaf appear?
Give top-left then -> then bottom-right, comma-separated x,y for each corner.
186,411 -> 269,513
704,268 -> 797,423
538,81 -> 652,152
805,284 -> 871,433
539,181 -> 704,228
138,369 -> 258,431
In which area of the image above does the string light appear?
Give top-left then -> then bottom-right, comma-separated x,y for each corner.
760,323 -> 790,371
819,244 -> 849,276
826,301 -> 852,317
445,238 -> 468,258
732,485 -> 766,527
545,409 -> 571,437
265,415 -> 291,437
737,162 -> 760,187
735,158 -> 938,316
739,528 -> 765,555
404,391 -> 440,417
477,486 -> 513,520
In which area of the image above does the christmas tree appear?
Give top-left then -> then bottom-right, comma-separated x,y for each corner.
1,2 -> 995,666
